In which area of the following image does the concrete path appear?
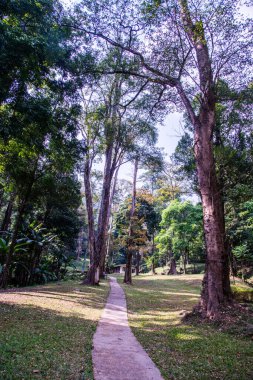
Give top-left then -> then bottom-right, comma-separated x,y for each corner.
92,277 -> 164,380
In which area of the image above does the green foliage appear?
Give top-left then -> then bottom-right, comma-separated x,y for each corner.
0,0 -> 84,288
156,200 -> 204,267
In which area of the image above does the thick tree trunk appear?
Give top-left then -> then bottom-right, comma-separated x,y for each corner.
177,1 -> 231,317
167,256 -> 177,275
124,158 -> 138,285
124,251 -> 133,284
194,116 -> 232,317
99,255 -> 106,278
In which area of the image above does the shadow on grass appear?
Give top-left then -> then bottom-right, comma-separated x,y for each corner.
0,281 -> 109,319
0,281 -> 109,380
0,302 -> 99,380
123,275 -> 253,380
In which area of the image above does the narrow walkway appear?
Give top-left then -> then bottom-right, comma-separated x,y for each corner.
92,277 -> 164,380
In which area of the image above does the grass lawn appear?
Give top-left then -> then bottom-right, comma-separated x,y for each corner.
121,274 -> 253,380
0,280 -> 109,380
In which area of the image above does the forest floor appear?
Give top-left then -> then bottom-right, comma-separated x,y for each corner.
120,274 -> 253,380
0,280 -> 109,380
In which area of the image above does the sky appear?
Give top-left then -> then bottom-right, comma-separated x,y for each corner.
117,113 -> 184,182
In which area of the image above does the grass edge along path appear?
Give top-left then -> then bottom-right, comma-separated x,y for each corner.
0,280 -> 109,380
121,274 -> 253,380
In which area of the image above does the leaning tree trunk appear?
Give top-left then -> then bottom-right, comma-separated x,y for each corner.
95,143 -> 115,281
96,75 -> 124,281
124,158 -> 138,284
99,161 -> 120,278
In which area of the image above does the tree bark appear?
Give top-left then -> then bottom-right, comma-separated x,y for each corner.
194,116 -> 232,317
135,252 -> 140,275
1,193 -> 15,232
95,143 -> 115,280
177,0 -> 232,317
0,161 -> 38,288
86,76 -> 123,284
82,158 -> 97,285
0,203 -> 25,288
151,234 -> 157,275
76,226 -> 84,261
167,255 -> 177,275
99,160 -> 120,277
124,158 -> 138,284
182,251 -> 187,274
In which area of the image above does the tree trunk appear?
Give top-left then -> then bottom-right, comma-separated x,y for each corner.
124,158 -> 138,284
167,255 -> 177,275
178,1 -> 231,317
76,227 -> 84,261
124,251 -> 133,284
151,258 -> 157,275
95,143 -> 115,281
135,252 -> 140,275
182,252 -> 187,274
151,234 -> 157,275
99,161 -> 120,277
1,193 -> 15,232
82,159 -> 97,285
28,245 -> 43,285
194,116 -> 232,317
0,200 -> 26,288
0,161 -> 38,288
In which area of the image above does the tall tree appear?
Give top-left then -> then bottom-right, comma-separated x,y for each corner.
72,0 -> 252,317
79,53 -> 161,285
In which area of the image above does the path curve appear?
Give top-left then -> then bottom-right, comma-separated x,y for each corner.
92,277 -> 164,380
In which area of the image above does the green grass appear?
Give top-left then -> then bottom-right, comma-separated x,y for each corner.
121,274 -> 253,380
231,283 -> 253,302
0,280 -> 109,380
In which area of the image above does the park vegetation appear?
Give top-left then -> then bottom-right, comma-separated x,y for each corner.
0,0 -> 252,322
